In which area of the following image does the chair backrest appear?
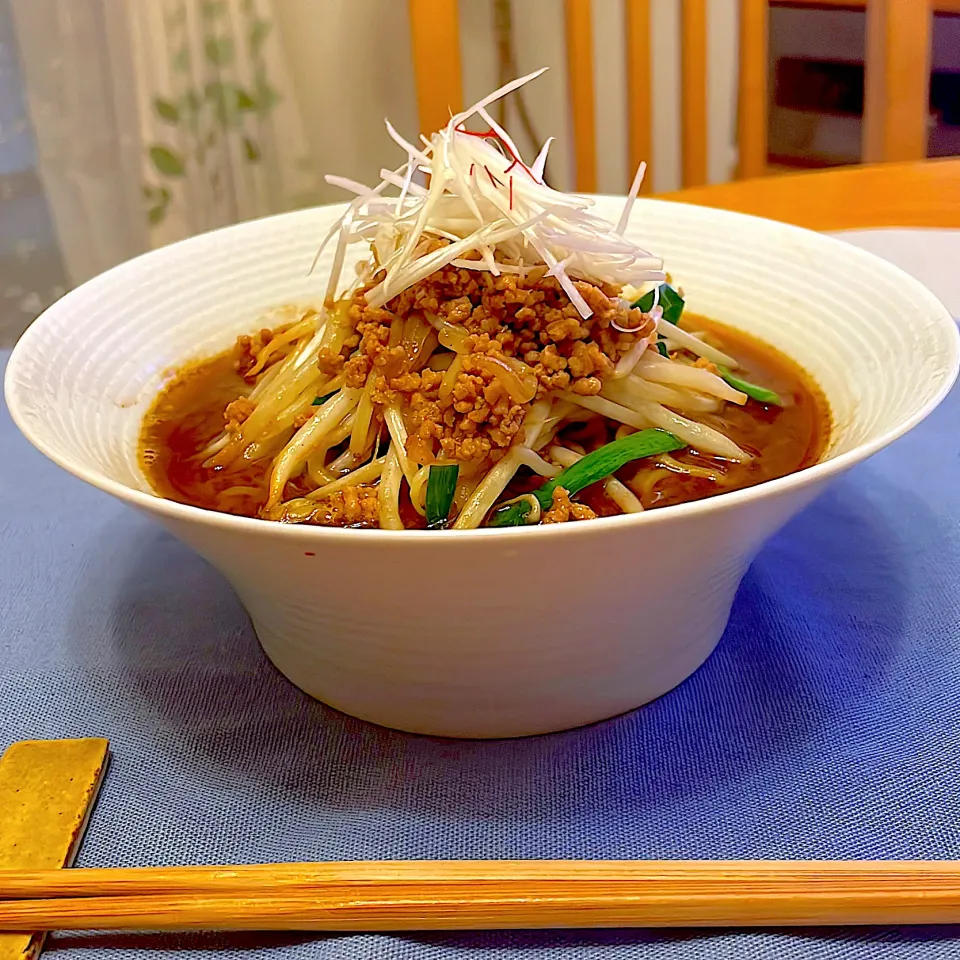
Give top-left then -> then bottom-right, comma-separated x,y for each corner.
738,0 -> 768,180
753,0 -> 935,167
863,0 -> 933,163
408,0 -> 935,193
408,0 -> 725,193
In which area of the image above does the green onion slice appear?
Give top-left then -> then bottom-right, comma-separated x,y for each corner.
488,429 -> 685,527
632,283 -> 685,325
718,367 -> 783,406
425,463 -> 459,529
311,391 -> 338,406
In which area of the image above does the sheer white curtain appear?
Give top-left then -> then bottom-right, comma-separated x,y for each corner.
9,0 -> 319,286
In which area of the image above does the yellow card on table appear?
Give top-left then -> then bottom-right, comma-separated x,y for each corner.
0,738 -> 109,960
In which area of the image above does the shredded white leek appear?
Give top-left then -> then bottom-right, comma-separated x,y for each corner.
319,68 -> 665,320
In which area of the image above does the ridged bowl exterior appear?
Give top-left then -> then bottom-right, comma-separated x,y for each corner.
6,199 -> 958,737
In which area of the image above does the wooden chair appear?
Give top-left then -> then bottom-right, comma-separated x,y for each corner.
863,0 -> 933,163
745,0 -> 935,174
408,0 -> 935,193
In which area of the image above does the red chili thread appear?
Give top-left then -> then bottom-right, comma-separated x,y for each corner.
455,123 -> 536,180
457,126 -> 497,140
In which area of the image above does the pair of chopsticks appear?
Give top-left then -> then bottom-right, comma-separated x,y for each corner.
2,860 -> 960,931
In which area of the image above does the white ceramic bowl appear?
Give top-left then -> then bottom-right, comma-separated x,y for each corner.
6,200 -> 958,738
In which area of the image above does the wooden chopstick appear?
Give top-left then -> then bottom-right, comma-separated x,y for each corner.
2,860 -> 960,931
4,859 -> 959,899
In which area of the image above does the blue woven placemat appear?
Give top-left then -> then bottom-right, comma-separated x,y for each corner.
2,347 -> 960,959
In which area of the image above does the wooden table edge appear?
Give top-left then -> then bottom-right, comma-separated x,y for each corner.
658,158 -> 960,232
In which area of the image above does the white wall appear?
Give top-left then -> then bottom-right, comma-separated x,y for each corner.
273,0 -> 419,204
275,0 -> 740,201
706,0 -> 739,185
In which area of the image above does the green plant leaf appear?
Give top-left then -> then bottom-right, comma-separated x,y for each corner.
172,46 -> 190,73
243,137 -> 261,162
181,89 -> 201,115
143,184 -> 173,207
254,74 -> 279,113
148,145 -> 185,177
249,19 -> 271,52
236,88 -> 257,111
201,0 -> 226,18
153,97 -> 180,124
205,80 -> 243,128
204,36 -> 234,66
144,182 -> 172,226
206,81 -> 229,126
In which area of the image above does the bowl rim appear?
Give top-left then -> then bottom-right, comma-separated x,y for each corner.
5,199 -> 959,545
